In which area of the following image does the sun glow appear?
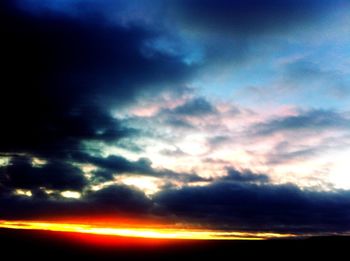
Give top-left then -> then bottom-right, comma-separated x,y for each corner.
329,150 -> 350,189
116,175 -> 160,195
14,189 -> 32,197
60,191 -> 81,199
0,220 -> 294,240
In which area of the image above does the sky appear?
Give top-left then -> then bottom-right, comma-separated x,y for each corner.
1,0 -> 350,236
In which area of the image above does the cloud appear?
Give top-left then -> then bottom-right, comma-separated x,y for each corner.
73,153 -> 207,183
173,0 -> 341,36
253,109 -> 350,136
160,147 -> 187,157
154,180 -> 350,233
0,184 -> 152,219
17,0 -> 166,28
134,97 -> 218,134
207,135 -> 231,147
172,98 -> 217,116
264,141 -> 319,165
278,59 -> 350,98
86,185 -> 152,213
163,118 -> 195,129
1,159 -> 350,234
0,1 -> 196,158
223,168 -> 269,183
143,97 -> 217,130
0,156 -> 87,191
87,155 -> 154,176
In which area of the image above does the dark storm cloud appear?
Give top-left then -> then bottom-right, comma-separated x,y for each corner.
154,181 -> 350,233
86,155 -> 154,175
0,156 -> 86,191
0,1 -> 195,158
1,159 -> 350,234
254,110 -> 350,136
174,0 -> 341,36
168,0 -> 348,67
86,185 -> 152,213
0,184 -> 152,219
223,168 -> 269,183
72,153 -> 207,183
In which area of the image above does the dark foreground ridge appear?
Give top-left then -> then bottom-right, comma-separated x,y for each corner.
0,228 -> 348,260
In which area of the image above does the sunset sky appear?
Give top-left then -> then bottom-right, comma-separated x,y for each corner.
1,0 -> 350,237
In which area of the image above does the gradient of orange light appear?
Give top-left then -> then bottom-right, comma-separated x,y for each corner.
0,219 -> 294,240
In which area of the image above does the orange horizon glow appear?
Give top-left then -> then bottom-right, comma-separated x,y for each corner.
0,219 -> 295,240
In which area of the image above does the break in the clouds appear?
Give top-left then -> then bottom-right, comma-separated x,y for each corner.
1,0 -> 350,235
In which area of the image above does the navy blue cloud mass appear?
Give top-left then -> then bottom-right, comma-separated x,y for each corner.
174,0 -> 333,35
1,0 -> 350,236
0,0 -> 194,157
223,168 -> 270,183
0,156 -> 86,191
155,181 -> 350,233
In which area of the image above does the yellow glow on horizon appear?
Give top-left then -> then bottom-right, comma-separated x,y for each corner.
0,220 -> 294,240
60,191 -> 81,199
14,189 -> 32,197
79,164 -> 98,179
0,156 -> 11,166
31,157 -> 47,167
